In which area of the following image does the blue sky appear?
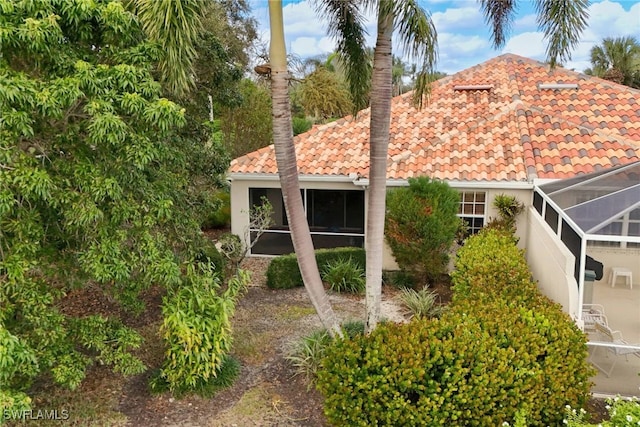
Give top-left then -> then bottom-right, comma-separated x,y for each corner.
250,0 -> 640,74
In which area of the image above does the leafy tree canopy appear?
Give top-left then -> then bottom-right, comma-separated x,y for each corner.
584,36 -> 640,89
0,0 -> 230,405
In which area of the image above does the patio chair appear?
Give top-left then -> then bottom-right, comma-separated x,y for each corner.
589,321 -> 640,377
581,304 -> 608,332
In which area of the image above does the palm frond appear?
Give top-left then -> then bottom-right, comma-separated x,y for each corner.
393,0 -> 438,108
312,0 -> 371,113
136,0 -> 206,97
534,0 -> 589,68
478,0 -> 517,48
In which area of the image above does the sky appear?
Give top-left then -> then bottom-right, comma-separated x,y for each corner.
249,0 -> 640,75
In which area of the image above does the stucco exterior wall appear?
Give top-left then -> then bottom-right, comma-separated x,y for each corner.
526,206 -> 579,319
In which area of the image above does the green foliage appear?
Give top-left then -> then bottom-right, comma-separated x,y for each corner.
287,320 -> 364,390
292,116 -> 313,135
266,247 -> 366,289
202,191 -> 231,229
286,330 -> 332,389
195,239 -> 226,274
219,79 -> 272,158
297,68 -> 354,121
0,0 -> 233,403
398,286 -> 445,319
149,354 -> 241,398
385,177 -> 460,282
450,228 -> 535,305
487,194 -> 525,233
564,397 -> 640,426
317,228 -> 593,426
158,268 -> 248,394
321,258 -> 366,294
382,270 -> 416,289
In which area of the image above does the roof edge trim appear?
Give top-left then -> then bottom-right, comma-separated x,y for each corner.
228,173 -> 359,183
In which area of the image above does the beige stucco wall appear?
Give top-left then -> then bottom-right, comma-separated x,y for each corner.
231,178 -> 534,270
525,206 -> 579,319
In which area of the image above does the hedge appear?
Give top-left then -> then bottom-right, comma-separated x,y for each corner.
317,229 -> 594,426
266,247 -> 366,289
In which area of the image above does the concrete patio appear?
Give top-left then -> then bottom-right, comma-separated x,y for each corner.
587,278 -> 640,397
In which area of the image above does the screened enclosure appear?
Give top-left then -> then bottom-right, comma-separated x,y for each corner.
533,161 -> 640,396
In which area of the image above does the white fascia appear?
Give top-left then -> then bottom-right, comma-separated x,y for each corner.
228,173 -> 361,184
229,173 -> 535,190
353,179 -> 534,190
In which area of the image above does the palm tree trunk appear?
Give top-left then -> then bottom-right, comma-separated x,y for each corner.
268,0 -> 342,338
365,7 -> 394,334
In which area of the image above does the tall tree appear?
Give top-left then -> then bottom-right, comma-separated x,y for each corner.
585,36 -> 640,88
0,0 -> 233,407
267,1 -> 343,338
297,67 -> 354,120
364,0 -> 437,332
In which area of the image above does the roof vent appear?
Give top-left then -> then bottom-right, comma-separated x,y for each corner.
538,83 -> 579,90
453,84 -> 493,91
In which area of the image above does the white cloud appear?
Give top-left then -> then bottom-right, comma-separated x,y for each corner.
431,7 -> 484,32
501,32 -> 546,60
439,33 -> 490,55
290,36 -> 335,58
586,0 -> 640,40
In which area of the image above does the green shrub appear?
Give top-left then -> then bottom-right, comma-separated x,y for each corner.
149,354 -> 240,398
292,116 -> 313,135
287,321 -> 365,390
321,258 -> 365,293
398,286 -> 445,319
450,228 -> 536,305
385,177 -> 460,282
317,228 -> 594,426
286,330 -> 332,389
202,191 -> 231,230
266,247 -> 365,289
157,267 -> 248,394
341,320 -> 365,338
195,238 -> 226,273
382,270 -> 416,289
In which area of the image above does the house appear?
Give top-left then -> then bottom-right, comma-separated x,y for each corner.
230,53 -> 640,395
230,53 -> 639,264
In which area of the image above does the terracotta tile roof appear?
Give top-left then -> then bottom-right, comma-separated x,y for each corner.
230,54 -> 640,182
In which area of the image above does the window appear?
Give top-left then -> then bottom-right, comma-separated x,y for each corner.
458,191 -> 486,235
248,188 -> 365,255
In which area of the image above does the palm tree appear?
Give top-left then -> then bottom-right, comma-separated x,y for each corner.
318,0 -> 589,333
267,1 -> 343,338
587,36 -> 640,88
266,0 -> 590,335
135,0 -> 206,98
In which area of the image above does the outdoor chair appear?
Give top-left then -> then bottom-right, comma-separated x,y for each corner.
581,304 -> 608,332
589,321 -> 640,377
